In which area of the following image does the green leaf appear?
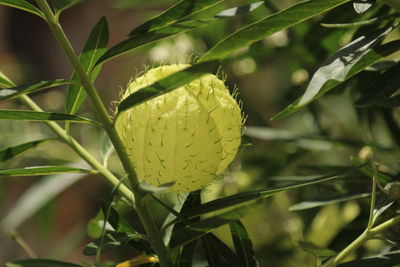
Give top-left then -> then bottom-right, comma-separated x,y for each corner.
175,239 -> 198,267
128,0 -> 223,37
274,38 -> 400,119
0,109 -> 102,126
0,71 -> 15,88
0,79 -> 76,102
0,0 -> 43,18
100,200 -> 136,234
183,168 -> 360,218
299,241 -> 337,259
356,64 -> 400,107
170,203 -> 258,248
229,220 -> 257,267
289,192 -> 371,211
201,0 -> 352,62
337,249 -> 400,266
0,166 -> 95,176
116,60 -> 221,114
0,171 -> 87,234
51,0 -> 85,15
202,234 -> 224,265
204,233 -> 238,263
83,231 -> 146,256
0,139 -> 55,163
66,16 -> 108,114
98,2 -> 264,64
6,259 -> 83,267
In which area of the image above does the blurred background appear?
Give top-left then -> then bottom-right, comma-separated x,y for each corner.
1,0 -> 400,266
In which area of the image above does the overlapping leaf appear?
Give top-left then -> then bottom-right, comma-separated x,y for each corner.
128,0 -> 223,37
0,79 -> 75,101
0,110 -> 102,126
0,0 -> 43,18
274,25 -> 400,119
201,0 -> 352,61
0,166 -> 95,176
229,220 -> 257,266
66,17 -> 108,114
170,203 -> 258,248
98,1 -> 265,64
0,139 -> 56,163
337,250 -> 400,266
182,168 -> 359,218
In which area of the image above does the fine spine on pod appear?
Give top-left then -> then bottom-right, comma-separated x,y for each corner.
114,64 -> 243,193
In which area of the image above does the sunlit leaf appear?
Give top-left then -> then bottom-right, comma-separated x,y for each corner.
66,16 -> 108,114
170,203 -> 258,248
0,109 -> 102,126
0,0 -> 43,18
0,79 -> 75,102
0,166 -> 95,176
6,259 -> 83,267
353,0 -> 375,14
215,1 -> 264,18
201,0 -> 352,62
274,38 -> 400,119
229,220 -> 257,266
289,192 -> 371,211
0,139 -> 55,163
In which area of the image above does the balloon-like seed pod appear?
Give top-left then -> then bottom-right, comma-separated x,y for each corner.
114,64 -> 242,193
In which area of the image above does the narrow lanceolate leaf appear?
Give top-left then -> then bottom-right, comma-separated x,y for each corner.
116,60 -> 221,114
274,38 -> 400,119
337,250 -> 400,266
0,110 -> 102,126
0,0 -> 43,18
230,221 -> 257,267
289,192 -> 371,211
0,166 -> 96,176
183,168 -> 360,218
51,0 -> 86,15
201,0 -> 352,62
0,79 -> 75,102
0,71 -> 15,88
0,139 -> 55,163
66,17 -> 108,114
170,203 -> 258,248
97,2 -> 264,64
128,0 -> 223,36
6,259 -> 83,267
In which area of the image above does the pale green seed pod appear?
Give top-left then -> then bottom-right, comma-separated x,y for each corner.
115,64 -> 242,193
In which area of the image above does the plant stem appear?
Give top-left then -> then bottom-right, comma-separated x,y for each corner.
34,1 -> 173,265
19,95 -> 134,203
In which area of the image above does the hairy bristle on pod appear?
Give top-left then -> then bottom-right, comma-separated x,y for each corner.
114,64 -> 242,193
